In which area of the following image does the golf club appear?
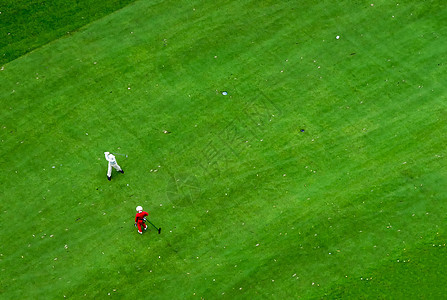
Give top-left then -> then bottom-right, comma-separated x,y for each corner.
145,218 -> 161,234
112,153 -> 128,158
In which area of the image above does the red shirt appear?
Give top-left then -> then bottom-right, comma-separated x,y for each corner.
135,211 -> 149,223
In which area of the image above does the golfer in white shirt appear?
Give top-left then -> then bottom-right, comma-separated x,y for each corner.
104,152 -> 124,181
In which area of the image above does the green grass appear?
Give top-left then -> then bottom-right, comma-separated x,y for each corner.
0,0 -> 137,65
1,0 -> 447,298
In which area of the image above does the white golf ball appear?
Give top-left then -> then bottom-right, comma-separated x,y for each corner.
222,91 -> 228,95
336,35 -> 340,39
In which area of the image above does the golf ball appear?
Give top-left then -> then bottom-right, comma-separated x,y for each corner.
336,35 -> 340,39
222,91 -> 228,95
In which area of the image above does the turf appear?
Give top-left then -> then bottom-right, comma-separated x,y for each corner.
1,0 -> 447,298
0,0 -> 137,65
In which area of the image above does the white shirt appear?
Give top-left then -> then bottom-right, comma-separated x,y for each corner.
104,152 -> 117,165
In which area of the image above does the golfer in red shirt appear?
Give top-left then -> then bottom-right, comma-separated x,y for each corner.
135,206 -> 149,234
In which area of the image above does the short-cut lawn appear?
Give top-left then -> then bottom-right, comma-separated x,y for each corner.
1,0 -> 446,298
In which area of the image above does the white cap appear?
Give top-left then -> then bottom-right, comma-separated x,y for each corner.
136,206 -> 143,212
